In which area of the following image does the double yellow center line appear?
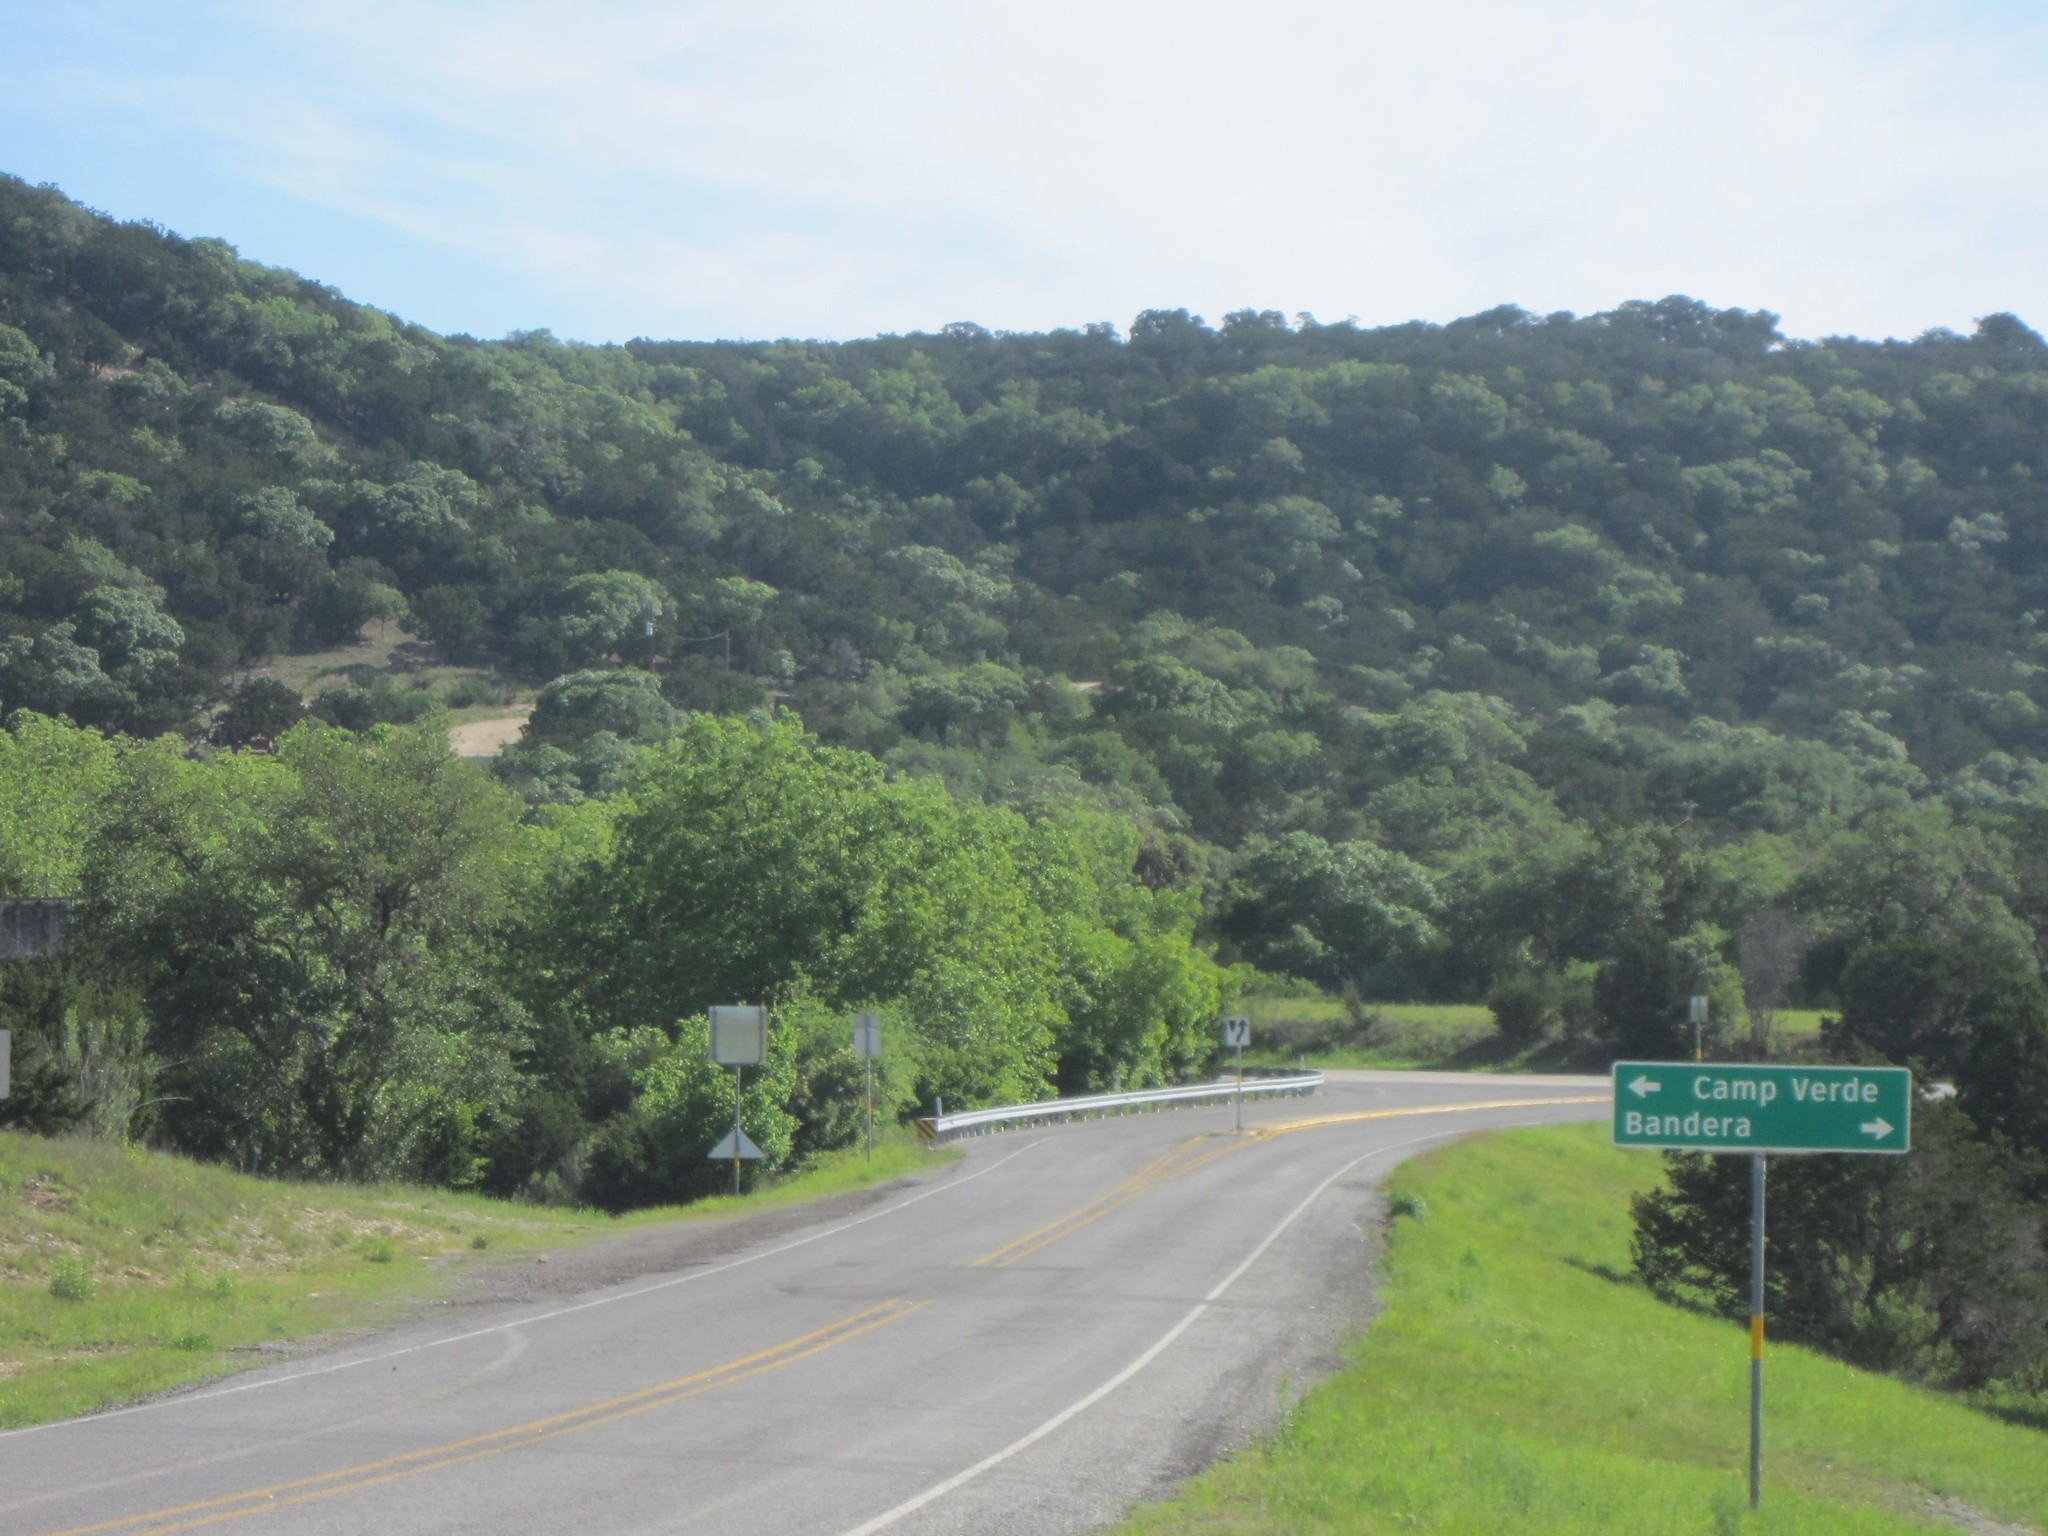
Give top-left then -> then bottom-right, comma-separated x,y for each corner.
40,1090 -> 1606,1535
971,1094 -> 1606,1268
972,1136 -> 1243,1268
39,1299 -> 926,1536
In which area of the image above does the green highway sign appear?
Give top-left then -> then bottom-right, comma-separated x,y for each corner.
1612,1061 -> 1912,1155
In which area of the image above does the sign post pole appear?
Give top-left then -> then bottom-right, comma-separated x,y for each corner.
731,1064 -> 744,1197
853,1013 -> 881,1163
1750,1153 -> 1766,1510
1221,1016 -> 1251,1132
708,1006 -> 769,1194
1689,994 -> 1709,1062
1613,1060 -> 1909,1511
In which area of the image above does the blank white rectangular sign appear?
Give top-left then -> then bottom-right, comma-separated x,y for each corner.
853,1012 -> 882,1059
710,1006 -> 768,1066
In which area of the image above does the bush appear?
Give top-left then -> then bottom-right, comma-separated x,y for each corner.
212,677 -> 305,747
48,1256 -> 96,1301
441,675 -> 508,709
1559,960 -> 1602,1041
523,668 -> 674,749
310,676 -> 437,730
1630,1099 -> 2048,1389
1487,969 -> 1560,1046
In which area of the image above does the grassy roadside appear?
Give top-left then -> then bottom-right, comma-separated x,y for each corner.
1118,1124 -> 2048,1534
1239,996 -> 1832,1072
0,1131 -> 946,1428
1238,997 -> 1545,1071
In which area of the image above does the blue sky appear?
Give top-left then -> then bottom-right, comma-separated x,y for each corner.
5,1 -> 2047,345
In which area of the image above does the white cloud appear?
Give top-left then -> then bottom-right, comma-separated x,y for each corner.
52,0 -> 2048,340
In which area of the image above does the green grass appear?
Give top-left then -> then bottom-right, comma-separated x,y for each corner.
1771,1010 -> 1827,1046
1242,996 -> 1838,1073
0,1130 -> 945,1427
1240,996 -> 1552,1071
1118,1125 -> 2047,1534
249,629 -> 536,722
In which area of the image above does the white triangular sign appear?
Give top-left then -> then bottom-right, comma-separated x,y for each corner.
708,1128 -> 765,1160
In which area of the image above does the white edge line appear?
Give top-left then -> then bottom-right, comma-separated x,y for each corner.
0,1139 -> 1046,1441
833,1122 -> 1476,1536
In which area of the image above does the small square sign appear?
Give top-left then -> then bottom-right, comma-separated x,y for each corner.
1222,1016 -> 1251,1049
853,1012 -> 882,1059
710,1005 -> 768,1066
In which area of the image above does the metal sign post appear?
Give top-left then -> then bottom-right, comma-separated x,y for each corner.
1688,994 -> 1709,1061
1749,1153 -> 1765,1508
1612,1060 -> 1911,1510
853,1012 -> 882,1162
710,1006 -> 769,1196
1222,1016 -> 1251,1132
0,1028 -> 9,1101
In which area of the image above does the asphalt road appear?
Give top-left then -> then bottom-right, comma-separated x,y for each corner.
1,1070 -> 1607,1536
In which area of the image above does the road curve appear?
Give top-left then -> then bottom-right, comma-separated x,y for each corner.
1,1071 -> 1607,1536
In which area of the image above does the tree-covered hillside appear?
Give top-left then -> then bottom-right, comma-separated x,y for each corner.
6,176 -> 2048,1393
7,171 -> 2048,801
10,173 -> 2048,995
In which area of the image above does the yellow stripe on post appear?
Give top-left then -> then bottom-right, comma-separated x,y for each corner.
1750,1315 -> 1765,1360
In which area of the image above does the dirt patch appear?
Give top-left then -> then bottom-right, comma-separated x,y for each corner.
21,1176 -> 73,1213
449,713 -> 531,759
1929,1496 -> 2039,1535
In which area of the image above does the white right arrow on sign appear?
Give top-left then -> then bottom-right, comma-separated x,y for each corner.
1861,1117 -> 1893,1140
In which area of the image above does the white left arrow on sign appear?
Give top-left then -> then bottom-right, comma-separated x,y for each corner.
1628,1075 -> 1662,1098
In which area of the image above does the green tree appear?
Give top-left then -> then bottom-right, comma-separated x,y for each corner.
1217,832 -> 1441,994
83,721 -> 527,1179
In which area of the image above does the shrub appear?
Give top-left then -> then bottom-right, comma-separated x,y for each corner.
1630,1100 -> 2047,1389
1488,968 -> 1560,1046
1559,959 -> 1602,1042
441,675 -> 507,709
49,1256 -> 96,1301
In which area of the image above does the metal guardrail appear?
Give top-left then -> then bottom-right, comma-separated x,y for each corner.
915,1070 -> 1323,1143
